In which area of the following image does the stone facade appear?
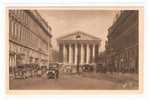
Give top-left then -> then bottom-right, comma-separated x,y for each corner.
9,10 -> 52,68
107,10 -> 138,50
106,10 -> 139,73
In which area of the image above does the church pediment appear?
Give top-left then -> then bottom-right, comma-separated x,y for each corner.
57,31 -> 100,41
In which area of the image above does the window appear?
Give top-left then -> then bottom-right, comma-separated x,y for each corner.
25,30 -> 27,41
26,15 -> 28,25
24,14 -> 26,25
14,22 -> 17,39
9,19 -> 12,37
23,11 -> 25,24
17,24 -> 20,40
19,26 -> 22,40
16,23 -> 19,40
29,32 -> 31,41
20,10 -> 23,19
23,28 -> 26,41
27,30 -> 29,41
21,28 -> 24,41
11,20 -> 15,37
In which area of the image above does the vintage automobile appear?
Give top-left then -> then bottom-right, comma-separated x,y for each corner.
41,65 -> 47,74
32,64 -> 40,77
63,65 -> 72,73
36,67 -> 42,77
47,63 -> 59,79
81,64 -> 94,72
24,64 -> 33,78
14,64 -> 35,79
96,63 -> 106,73
14,65 -> 27,79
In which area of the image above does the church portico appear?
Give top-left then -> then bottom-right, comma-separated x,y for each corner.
57,31 -> 101,67
61,43 -> 99,65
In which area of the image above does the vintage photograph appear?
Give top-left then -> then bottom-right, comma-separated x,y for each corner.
7,7 -> 143,91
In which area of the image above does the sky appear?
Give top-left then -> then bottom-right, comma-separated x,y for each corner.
38,10 -> 117,52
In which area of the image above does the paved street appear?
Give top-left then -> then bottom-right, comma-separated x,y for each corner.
9,73 -> 138,90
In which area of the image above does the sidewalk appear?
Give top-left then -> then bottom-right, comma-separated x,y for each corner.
80,72 -> 139,89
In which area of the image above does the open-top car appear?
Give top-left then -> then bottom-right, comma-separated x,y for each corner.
47,63 -> 59,79
14,64 -> 27,79
81,64 -> 94,72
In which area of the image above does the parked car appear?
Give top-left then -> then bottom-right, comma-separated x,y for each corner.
14,65 -> 27,79
31,64 -> 40,77
41,65 -> 47,72
47,63 -> 59,79
63,65 -> 72,73
24,64 -> 33,78
81,64 -> 94,72
14,64 -> 37,79
96,63 -> 106,73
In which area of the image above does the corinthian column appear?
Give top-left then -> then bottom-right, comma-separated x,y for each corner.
86,44 -> 90,64
92,44 -> 95,63
63,44 -> 66,64
69,44 -> 72,64
74,44 -> 78,65
80,44 -> 84,65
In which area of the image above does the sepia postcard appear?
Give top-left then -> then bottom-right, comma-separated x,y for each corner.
6,6 -> 144,95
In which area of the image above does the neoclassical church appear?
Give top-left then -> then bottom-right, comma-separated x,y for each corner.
57,31 -> 101,67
